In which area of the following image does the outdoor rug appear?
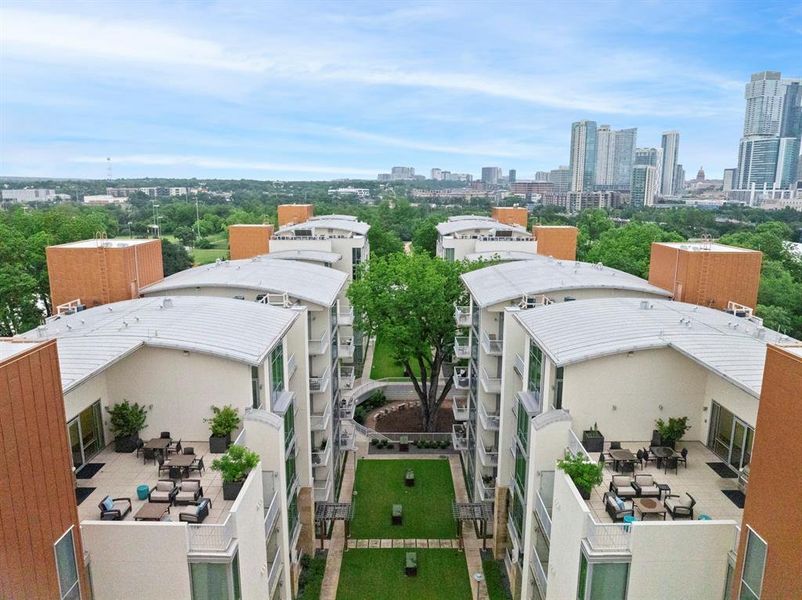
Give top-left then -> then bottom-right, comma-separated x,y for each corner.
722,489 -> 746,508
76,463 -> 105,479
75,487 -> 96,505
706,462 -> 738,478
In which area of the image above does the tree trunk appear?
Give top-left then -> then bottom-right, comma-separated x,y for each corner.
405,346 -> 455,432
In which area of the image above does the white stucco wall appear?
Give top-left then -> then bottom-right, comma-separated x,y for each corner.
704,374 -> 758,428
230,467 -> 270,600
143,285 -> 326,312
545,470 -> 590,600
65,371 -> 111,437
81,521 -> 191,600
628,520 -> 735,599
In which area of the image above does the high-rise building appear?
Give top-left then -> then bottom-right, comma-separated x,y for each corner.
548,166 -> 572,193
569,120 -> 597,192
431,168 -> 443,180
595,126 -> 638,190
723,168 -> 737,191
481,167 -> 502,185
508,169 -> 517,184
534,171 -> 550,182
390,166 -> 415,180
660,131 -> 680,196
612,128 -> 637,187
737,71 -> 802,189
630,164 -> 658,207
674,163 -> 685,193
635,147 -> 664,195
594,124 -> 614,186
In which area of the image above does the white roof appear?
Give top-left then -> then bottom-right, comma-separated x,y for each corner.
0,340 -> 45,362
465,251 -> 542,262
275,217 -> 369,236
16,297 -> 297,392
514,298 -> 797,397
436,216 -> 530,236
51,238 -> 156,249
656,242 -> 758,254
140,256 -> 347,306
264,250 -> 342,264
462,258 -> 671,307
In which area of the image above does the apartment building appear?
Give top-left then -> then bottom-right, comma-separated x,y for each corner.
0,339 -> 91,600
15,296 -> 313,600
454,259 -> 671,507
140,257 -> 354,502
496,298 -> 795,600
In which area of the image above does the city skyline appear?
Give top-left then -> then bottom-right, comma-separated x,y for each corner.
1,1 -> 801,180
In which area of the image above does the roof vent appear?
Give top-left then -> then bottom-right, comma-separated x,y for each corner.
162,298 -> 173,309
36,325 -> 46,338
639,300 -> 650,310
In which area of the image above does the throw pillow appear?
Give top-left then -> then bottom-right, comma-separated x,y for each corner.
615,496 -> 626,510
102,497 -> 114,511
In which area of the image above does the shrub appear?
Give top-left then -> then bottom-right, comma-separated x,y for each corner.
370,438 -> 379,447
211,444 -> 260,483
655,416 -> 691,446
557,451 -> 603,496
105,400 -> 148,439
205,405 -> 241,438
440,440 -> 450,449
195,237 -> 213,249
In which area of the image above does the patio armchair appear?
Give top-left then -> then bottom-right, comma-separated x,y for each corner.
665,493 -> 696,519
183,446 -> 195,456
632,474 -> 661,498
189,456 -> 205,475
609,475 -> 636,498
167,439 -> 182,456
149,479 -> 178,504
98,496 -> 132,520
598,452 -> 615,470
641,448 -> 657,467
677,448 -> 688,468
135,438 -> 144,458
160,431 -> 171,440
603,492 -> 634,521
178,498 -> 211,524
609,441 -> 622,450
143,447 -> 158,465
175,479 -> 203,504
156,455 -> 172,477
664,456 -> 679,475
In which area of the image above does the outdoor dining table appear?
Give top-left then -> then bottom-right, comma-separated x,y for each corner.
143,438 -> 171,451
166,454 -> 196,478
650,446 -> 676,468
609,449 -> 637,472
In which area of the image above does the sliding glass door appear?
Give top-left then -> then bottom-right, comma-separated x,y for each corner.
708,402 -> 754,473
67,401 -> 104,470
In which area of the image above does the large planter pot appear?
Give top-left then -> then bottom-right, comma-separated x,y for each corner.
578,486 -> 592,500
582,430 -> 605,453
209,434 -> 231,454
222,480 -> 244,501
663,439 -> 676,450
114,434 -> 139,453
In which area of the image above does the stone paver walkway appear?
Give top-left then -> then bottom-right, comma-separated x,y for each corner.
348,538 -> 461,549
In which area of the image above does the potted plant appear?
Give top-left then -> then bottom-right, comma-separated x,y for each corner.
205,405 -> 241,453
557,451 -> 603,500
106,400 -> 149,452
211,444 -> 260,500
655,417 -> 691,449
581,422 -> 605,453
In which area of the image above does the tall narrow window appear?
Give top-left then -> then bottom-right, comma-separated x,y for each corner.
528,342 -> 543,397
189,554 -> 242,600
352,247 -> 362,279
553,367 -> 564,410
251,366 -> 261,409
270,344 -> 284,403
739,528 -> 767,599
54,528 -> 80,600
444,247 -> 455,261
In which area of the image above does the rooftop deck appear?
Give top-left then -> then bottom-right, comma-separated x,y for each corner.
77,441 -> 233,525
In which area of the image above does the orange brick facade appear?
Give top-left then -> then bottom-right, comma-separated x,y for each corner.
533,226 -> 578,261
492,206 -> 528,228
228,224 -> 274,260
648,243 -> 762,309
47,239 -> 164,309
732,343 -> 802,599
0,341 -> 90,599
277,204 -> 314,227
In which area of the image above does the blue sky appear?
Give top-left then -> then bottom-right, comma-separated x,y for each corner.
1,0 -> 800,181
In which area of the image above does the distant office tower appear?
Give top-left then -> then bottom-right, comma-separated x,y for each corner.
674,164 -> 685,193
660,131 -> 680,196
569,120 -> 597,192
630,165 -> 658,207
548,166 -> 572,193
508,169 -> 516,184
534,171 -> 550,182
595,125 -> 614,186
481,167 -> 502,185
595,125 -> 637,190
635,147 -> 664,194
737,71 -> 802,189
613,128 -> 637,187
391,166 -> 415,180
723,168 -> 737,191
431,168 -> 442,181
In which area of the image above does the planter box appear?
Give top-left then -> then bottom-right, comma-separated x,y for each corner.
209,434 -> 230,454
578,486 -> 592,500
114,434 -> 139,453
222,481 -> 244,501
582,430 -> 605,453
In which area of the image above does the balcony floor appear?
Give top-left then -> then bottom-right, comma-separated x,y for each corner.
586,441 -> 743,525
77,442 -> 233,524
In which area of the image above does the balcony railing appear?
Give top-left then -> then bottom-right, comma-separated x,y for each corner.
314,474 -> 334,502
310,401 -> 332,431
310,367 -> 331,394
338,428 -> 356,451
308,331 -> 330,355
338,336 -> 355,359
567,429 -> 592,462
339,365 -> 355,390
481,332 -> 503,356
530,544 -> 548,598
258,292 -> 290,308
452,396 -> 468,421
478,400 -> 500,430
187,514 -> 236,553
338,306 -> 354,326
454,306 -> 471,327
453,366 -> 469,390
478,442 -> 499,467
534,491 -> 552,540
312,441 -> 332,467
266,543 -> 283,595
451,425 -> 468,450
339,396 -> 355,420
479,367 -> 501,394
286,353 -> 298,381
263,487 -> 280,536
478,477 -> 496,501
454,336 -> 471,360
584,518 -> 631,552
513,353 -> 526,378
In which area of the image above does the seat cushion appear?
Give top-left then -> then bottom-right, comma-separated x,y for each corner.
635,475 -> 654,487
151,491 -> 171,501
156,481 -> 174,492
181,481 -> 200,492
639,485 -> 660,495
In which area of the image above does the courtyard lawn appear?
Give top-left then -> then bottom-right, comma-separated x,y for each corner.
336,549 -> 471,600
369,334 -> 408,379
350,459 -> 456,539
484,558 -> 511,600
192,247 -> 229,265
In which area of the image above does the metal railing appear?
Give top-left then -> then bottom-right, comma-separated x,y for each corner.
314,474 -> 333,502
451,425 -> 468,450
530,545 -> 548,598
258,292 -> 290,308
308,331 -> 330,355
310,401 -> 332,431
187,514 -> 236,553
534,491 -> 552,540
286,353 -> 297,381
338,336 -> 355,358
479,367 -> 501,394
454,336 -> 471,359
338,306 -> 354,326
513,353 -> 526,378
478,442 -> 499,467
478,400 -> 500,430
478,477 -> 496,501
338,429 -> 356,451
481,332 -> 503,355
567,429 -> 592,462
452,396 -> 469,421
312,441 -> 332,467
453,367 -> 470,390
266,542 -> 283,595
309,367 -> 331,393
584,518 -> 631,552
454,306 -> 471,327
263,488 -> 280,536
339,365 -> 355,389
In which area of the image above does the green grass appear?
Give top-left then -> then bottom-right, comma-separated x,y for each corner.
483,559 -> 511,600
297,553 -> 326,600
192,248 -> 229,265
351,459 -> 456,539
336,549 -> 471,600
369,334 -> 407,379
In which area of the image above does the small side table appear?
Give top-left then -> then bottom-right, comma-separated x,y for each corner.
623,515 -> 637,531
136,485 -> 150,501
657,483 -> 671,500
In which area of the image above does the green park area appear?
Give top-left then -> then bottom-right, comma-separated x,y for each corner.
369,334 -> 408,379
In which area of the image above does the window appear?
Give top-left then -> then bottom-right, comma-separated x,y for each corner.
514,445 -> 527,492
286,453 -> 297,495
516,399 -> 529,450
739,528 -> 767,599
190,555 -> 242,600
283,408 -> 295,449
444,247 -> 455,261
270,344 -> 284,403
577,554 -> 629,600
251,366 -> 261,409
54,528 -> 81,600
528,342 -> 543,396
352,247 -> 362,279
288,494 -> 300,537
553,367 -> 564,410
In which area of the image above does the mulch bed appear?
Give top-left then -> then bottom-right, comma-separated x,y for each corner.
374,405 -> 455,433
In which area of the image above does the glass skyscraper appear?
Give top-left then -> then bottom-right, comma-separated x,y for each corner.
569,120 -> 597,192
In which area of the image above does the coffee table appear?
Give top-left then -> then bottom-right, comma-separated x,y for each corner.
134,502 -> 170,521
634,497 -> 666,520
657,483 -> 671,500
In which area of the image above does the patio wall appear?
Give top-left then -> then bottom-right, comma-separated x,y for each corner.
231,467 -> 271,600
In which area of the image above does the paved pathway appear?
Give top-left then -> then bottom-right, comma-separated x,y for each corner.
348,538 -> 461,549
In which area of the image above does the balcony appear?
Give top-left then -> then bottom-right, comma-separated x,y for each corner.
339,365 -> 355,390
478,476 -> 496,501
478,400 -> 500,431
338,336 -> 355,359
187,514 -> 236,553
567,429 -> 592,462
513,353 -> 525,378
263,472 -> 280,536
452,425 -> 468,450
314,474 -> 334,502
534,491 -> 552,540
478,442 -> 499,467
453,366 -> 470,390
453,336 -> 471,360
309,331 -> 330,355
310,401 -> 332,431
338,306 -> 354,326
338,428 -> 356,451
310,367 -> 331,394
481,332 -> 503,356
312,440 -> 332,467
452,396 -> 468,421
454,305 -> 471,327
287,353 -> 298,381
530,543 -> 548,599
479,367 -> 501,394
339,396 -> 355,420
266,543 -> 283,596
584,518 -> 631,553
